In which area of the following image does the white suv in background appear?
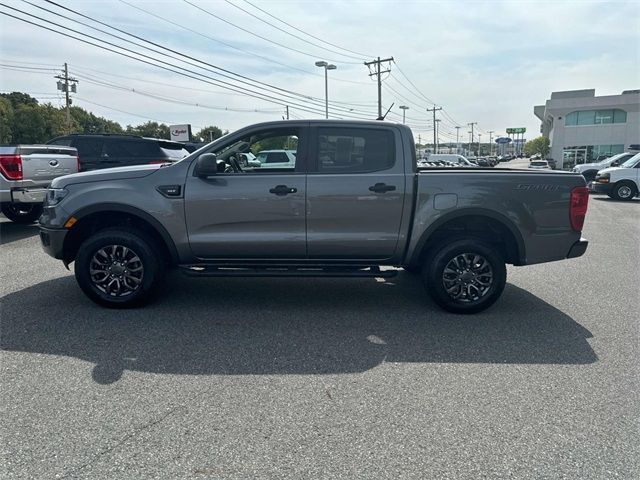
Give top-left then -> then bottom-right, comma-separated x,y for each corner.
591,153 -> 640,200
572,152 -> 636,181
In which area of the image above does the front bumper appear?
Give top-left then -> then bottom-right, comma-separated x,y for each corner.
589,181 -> 611,194
11,188 -> 48,203
39,226 -> 68,260
567,238 -> 588,259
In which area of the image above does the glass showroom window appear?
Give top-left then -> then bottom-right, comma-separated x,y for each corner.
565,109 -> 627,126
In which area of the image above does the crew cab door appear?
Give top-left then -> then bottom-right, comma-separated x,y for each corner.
185,125 -> 308,260
306,125 -> 407,259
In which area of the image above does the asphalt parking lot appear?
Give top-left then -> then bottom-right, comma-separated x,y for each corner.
1,175 -> 638,479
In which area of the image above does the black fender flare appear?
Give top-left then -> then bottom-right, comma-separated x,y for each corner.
69,203 -> 179,264
408,208 -> 527,266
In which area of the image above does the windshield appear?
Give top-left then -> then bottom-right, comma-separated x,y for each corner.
620,153 -> 640,168
599,153 -> 626,165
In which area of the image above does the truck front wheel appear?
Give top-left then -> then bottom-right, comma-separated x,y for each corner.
74,228 -> 164,308
1,203 -> 43,224
611,181 -> 637,201
423,239 -> 506,314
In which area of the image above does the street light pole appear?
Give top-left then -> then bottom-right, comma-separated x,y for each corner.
399,105 -> 409,124
315,61 -> 336,119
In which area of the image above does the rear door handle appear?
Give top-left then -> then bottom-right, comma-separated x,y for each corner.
369,183 -> 396,193
269,185 -> 297,196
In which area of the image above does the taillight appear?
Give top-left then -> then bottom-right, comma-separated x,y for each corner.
0,154 -> 22,180
570,186 -> 589,232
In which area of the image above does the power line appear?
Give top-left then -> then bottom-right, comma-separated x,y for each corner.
222,0 -> 364,61
35,0 -> 379,118
116,0 -> 369,86
241,0 -> 375,58
3,5 -> 372,120
182,0 -> 362,65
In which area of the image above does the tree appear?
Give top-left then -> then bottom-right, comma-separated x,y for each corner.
195,125 -> 226,142
0,92 -> 38,109
523,136 -> 550,157
11,104 -> 47,143
126,121 -> 170,139
0,97 -> 14,143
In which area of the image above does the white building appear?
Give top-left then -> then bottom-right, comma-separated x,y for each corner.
534,89 -> 639,169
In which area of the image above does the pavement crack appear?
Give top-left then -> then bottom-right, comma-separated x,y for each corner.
59,403 -> 182,479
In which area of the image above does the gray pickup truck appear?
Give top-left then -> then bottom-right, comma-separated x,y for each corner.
1,144 -> 78,223
39,120 -> 589,313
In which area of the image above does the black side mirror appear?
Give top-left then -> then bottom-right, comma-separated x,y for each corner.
194,153 -> 218,177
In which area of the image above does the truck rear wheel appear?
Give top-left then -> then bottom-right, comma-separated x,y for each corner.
74,228 -> 164,308
423,239 -> 506,314
1,203 -> 43,224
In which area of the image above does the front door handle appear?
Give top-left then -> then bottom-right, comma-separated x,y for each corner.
369,183 -> 396,193
269,185 -> 297,196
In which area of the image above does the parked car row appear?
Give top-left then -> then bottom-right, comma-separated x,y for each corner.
589,153 -> 640,201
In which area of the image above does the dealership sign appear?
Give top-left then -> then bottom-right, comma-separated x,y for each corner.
170,124 -> 191,142
495,137 -> 512,144
506,127 -> 526,134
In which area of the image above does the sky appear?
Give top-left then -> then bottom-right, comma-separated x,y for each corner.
1,0 -> 639,144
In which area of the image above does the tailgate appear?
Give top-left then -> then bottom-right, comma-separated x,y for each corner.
19,145 -> 78,183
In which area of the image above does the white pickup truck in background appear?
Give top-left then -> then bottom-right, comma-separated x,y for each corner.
0,144 -> 78,223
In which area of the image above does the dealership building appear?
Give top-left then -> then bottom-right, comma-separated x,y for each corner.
534,89 -> 639,169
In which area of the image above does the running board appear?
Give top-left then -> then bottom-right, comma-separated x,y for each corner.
178,265 -> 398,278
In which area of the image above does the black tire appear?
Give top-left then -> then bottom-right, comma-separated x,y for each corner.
611,181 -> 637,201
422,239 -> 506,314
1,203 -> 43,224
74,228 -> 165,308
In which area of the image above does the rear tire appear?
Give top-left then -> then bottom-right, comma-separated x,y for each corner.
1,203 -> 43,224
74,228 -> 164,308
423,239 -> 506,314
611,181 -> 637,201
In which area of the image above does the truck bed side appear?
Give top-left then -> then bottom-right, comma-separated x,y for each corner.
404,169 -> 587,266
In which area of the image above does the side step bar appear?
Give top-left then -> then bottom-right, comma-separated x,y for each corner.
179,265 -> 399,278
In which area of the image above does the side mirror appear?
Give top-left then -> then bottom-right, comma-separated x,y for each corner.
194,153 -> 218,177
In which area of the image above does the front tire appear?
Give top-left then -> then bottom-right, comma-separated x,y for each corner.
74,228 -> 164,308
611,181 -> 637,201
423,239 -> 506,314
1,203 -> 43,224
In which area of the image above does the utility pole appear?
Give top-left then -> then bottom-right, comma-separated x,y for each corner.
364,56 -> 393,120
468,131 -> 472,155
55,63 -> 78,134
478,133 -> 482,156
455,126 -> 461,153
435,119 -> 441,153
488,130 -> 494,156
426,106 -> 442,152
467,122 -> 477,156
285,106 -> 289,120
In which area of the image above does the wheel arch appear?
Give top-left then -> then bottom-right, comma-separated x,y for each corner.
62,203 -> 179,266
408,209 -> 526,267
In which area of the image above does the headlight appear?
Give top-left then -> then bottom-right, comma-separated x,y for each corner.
595,173 -> 609,183
46,188 -> 68,206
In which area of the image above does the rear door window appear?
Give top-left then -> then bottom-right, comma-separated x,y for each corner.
315,128 -> 395,173
73,138 -> 104,157
105,140 -> 160,158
